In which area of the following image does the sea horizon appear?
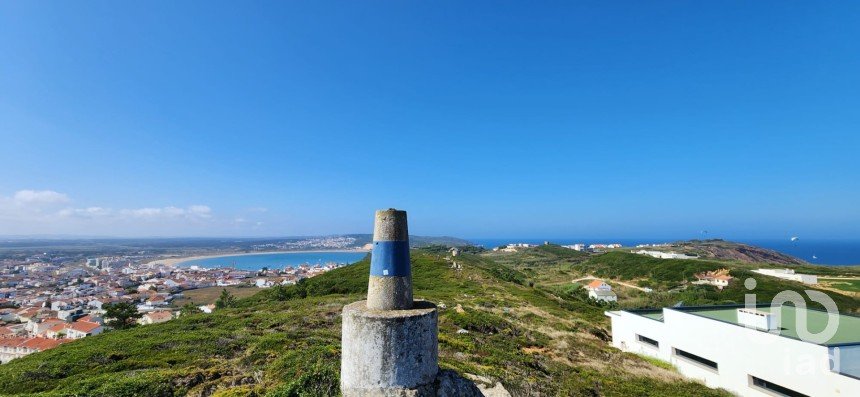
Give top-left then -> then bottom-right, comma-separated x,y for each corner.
468,238 -> 860,266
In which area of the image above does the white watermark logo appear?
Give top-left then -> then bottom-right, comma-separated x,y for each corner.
744,277 -> 844,374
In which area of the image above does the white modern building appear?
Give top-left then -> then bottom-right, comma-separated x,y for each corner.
634,250 -> 698,260
562,243 -> 587,251
754,268 -> 818,285
606,304 -> 860,397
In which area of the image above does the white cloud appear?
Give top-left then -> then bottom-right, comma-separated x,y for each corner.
188,205 -> 212,218
121,207 -> 164,218
0,189 -> 228,236
13,190 -> 70,205
119,205 -> 212,220
58,207 -> 112,218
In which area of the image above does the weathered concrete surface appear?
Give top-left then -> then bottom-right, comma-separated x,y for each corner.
368,208 -> 412,310
341,300 -> 438,396
368,275 -> 413,310
374,209 -> 408,241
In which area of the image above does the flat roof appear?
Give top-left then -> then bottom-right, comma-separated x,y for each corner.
684,305 -> 860,346
627,305 -> 860,346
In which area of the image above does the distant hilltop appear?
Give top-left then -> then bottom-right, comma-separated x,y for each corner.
666,239 -> 806,266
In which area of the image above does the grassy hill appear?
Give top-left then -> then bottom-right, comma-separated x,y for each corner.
0,251 -> 731,397
2,247 -> 858,396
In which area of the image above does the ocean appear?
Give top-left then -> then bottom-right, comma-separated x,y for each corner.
468,238 -> 860,266
172,240 -> 860,270
176,251 -> 369,271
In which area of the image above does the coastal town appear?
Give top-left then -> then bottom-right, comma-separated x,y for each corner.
0,244 -> 355,364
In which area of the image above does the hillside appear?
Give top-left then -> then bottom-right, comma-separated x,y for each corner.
659,240 -> 806,265
2,247 -> 858,396
572,251 -> 860,312
0,251 -> 729,397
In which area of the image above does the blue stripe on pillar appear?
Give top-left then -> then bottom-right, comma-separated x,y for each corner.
370,240 -> 411,277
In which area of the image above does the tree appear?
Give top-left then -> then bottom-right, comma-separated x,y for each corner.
104,302 -> 142,330
269,284 -> 291,301
215,289 -> 237,309
181,302 -> 202,316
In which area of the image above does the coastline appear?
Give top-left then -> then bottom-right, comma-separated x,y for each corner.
145,249 -> 370,267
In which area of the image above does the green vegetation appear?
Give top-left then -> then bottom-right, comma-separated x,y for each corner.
820,278 -> 860,293
530,251 -> 860,313
180,302 -> 203,316
0,249 -> 732,397
5,243 -> 857,396
215,289 -> 238,309
171,286 -> 260,308
103,302 -> 142,330
572,251 -> 722,287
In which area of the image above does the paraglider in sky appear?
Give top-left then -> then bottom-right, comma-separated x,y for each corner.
791,236 -> 799,242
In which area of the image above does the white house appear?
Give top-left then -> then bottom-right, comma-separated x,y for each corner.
139,311 -> 173,325
606,304 -> 860,397
561,244 -> 587,251
585,279 -> 612,292
0,337 -> 68,364
585,280 -> 617,302
65,320 -> 103,339
634,250 -> 698,260
693,270 -> 734,289
754,268 -> 818,285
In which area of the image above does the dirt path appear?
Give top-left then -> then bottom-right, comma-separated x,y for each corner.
571,275 -> 652,292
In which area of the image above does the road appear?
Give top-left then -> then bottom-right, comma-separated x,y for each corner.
572,275 -> 652,293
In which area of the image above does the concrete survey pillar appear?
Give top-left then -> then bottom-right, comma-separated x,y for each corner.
341,209 -> 439,397
367,209 -> 412,310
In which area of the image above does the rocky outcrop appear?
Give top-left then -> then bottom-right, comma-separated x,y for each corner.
677,240 -> 806,265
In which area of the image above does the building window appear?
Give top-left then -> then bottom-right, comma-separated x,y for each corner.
749,376 -> 809,397
636,334 -> 659,348
672,348 -> 718,371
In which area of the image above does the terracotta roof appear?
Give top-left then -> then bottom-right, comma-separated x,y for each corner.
77,315 -> 100,323
145,311 -> 173,322
46,323 -> 68,333
17,307 -> 40,317
21,337 -> 69,351
69,321 -> 101,333
0,337 -> 27,347
587,280 -> 606,289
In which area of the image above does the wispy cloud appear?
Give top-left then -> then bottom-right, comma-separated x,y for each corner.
117,205 -> 211,220
0,190 -> 223,235
13,190 -> 70,205
57,206 -> 112,218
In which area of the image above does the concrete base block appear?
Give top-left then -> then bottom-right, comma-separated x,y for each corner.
341,300 -> 438,397
367,276 -> 413,310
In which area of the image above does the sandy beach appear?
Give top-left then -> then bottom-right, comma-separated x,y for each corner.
145,249 -> 370,267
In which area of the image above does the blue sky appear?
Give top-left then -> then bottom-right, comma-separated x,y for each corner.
1,1 -> 858,239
